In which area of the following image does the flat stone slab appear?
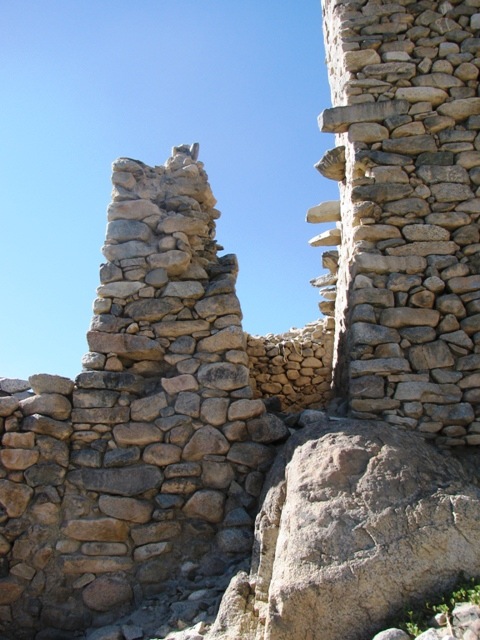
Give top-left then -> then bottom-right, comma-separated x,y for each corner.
67,466 -> 163,497
87,331 -> 164,361
319,100 -> 409,133
309,228 -> 342,247
306,201 -> 341,224
355,255 -> 427,274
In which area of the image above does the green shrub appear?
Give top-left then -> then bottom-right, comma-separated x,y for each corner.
395,576 -> 480,638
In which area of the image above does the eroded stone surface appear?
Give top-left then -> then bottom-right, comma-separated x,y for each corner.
209,420 -> 480,640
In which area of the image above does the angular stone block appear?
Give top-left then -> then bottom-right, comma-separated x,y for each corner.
0,480 -> 33,518
98,496 -> 153,524
67,466 -> 163,497
0,449 -> 39,471
143,443 -> 182,466
130,521 -> 181,546
125,298 -> 184,322
197,326 -> 245,353
198,363 -> 250,391
319,100 -> 409,133
28,374 -> 74,396
63,518 -> 129,542
351,323 -> 400,346
380,308 -> 440,328
71,406 -> 130,425
113,423 -> 162,446
87,331 -> 164,361
227,442 -> 274,469
228,399 -> 265,422
0,397 -> 19,417
182,426 -> 230,461
107,199 -> 161,221
409,341 -> 455,371
350,358 -> 411,376
183,489 -> 225,523
61,556 -> 133,574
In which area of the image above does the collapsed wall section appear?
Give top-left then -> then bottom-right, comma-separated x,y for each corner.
317,0 -> 480,444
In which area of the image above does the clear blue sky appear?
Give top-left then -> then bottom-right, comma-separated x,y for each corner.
0,1 -> 338,380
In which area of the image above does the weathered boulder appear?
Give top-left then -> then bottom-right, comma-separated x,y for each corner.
209,417 -> 480,640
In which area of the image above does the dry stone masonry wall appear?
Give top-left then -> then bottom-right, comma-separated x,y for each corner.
247,320 -> 335,411
312,0 -> 480,445
4,1 -> 480,631
0,147 -> 293,640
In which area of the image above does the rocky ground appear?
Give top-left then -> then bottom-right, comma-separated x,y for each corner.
81,560 -> 248,640
36,556 -> 248,640
92,594 -> 480,640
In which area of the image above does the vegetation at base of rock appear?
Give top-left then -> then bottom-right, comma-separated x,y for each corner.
396,575 -> 480,637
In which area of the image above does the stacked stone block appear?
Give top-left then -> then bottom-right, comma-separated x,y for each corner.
308,201 -> 342,319
247,319 -> 334,411
316,0 -> 480,444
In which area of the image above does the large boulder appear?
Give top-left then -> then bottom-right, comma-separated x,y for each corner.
209,416 -> 480,640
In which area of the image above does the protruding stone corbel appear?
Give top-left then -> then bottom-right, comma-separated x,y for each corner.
315,147 -> 346,181
306,201 -> 341,224
318,99 -> 409,133
308,227 -> 342,247
322,250 -> 339,273
319,287 -> 336,301
319,299 -> 336,316
310,272 -> 338,288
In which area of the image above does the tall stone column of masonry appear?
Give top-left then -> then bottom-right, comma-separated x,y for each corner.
28,145 -> 283,631
318,0 -> 480,443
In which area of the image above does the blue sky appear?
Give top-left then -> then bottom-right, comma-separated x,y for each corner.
0,1 -> 338,380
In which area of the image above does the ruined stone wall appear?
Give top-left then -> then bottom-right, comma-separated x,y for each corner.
5,2 -> 480,630
0,147 -> 296,639
313,0 -> 480,444
247,319 -> 334,411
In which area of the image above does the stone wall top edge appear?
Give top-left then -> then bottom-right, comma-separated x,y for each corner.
247,318 -> 333,343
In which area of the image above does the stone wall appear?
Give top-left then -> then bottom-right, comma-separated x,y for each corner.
247,319 -> 334,411
0,147 -> 296,639
311,0 -> 480,445
4,1 -> 480,630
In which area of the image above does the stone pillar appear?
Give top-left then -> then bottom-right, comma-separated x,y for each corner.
85,144 -> 235,374
71,144 -> 276,530
0,147 -> 290,638
314,0 -> 480,444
